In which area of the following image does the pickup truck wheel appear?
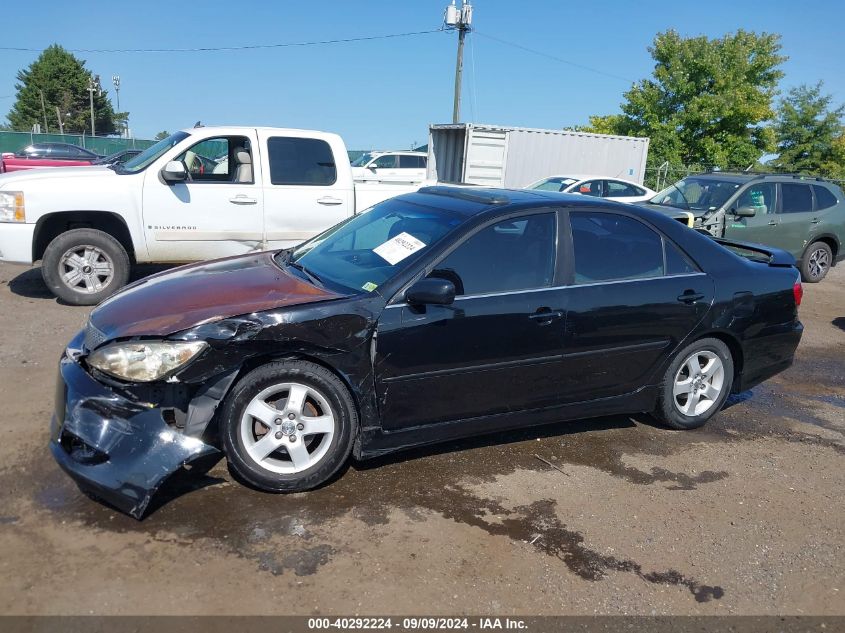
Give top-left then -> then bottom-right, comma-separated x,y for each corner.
800,241 -> 832,283
41,229 -> 130,305
221,360 -> 357,493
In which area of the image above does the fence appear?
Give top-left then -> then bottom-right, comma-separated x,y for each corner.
0,131 -> 156,157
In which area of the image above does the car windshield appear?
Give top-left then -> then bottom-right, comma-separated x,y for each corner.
117,131 -> 190,174
350,152 -> 376,167
530,176 -> 579,192
649,177 -> 742,211
282,197 -> 467,293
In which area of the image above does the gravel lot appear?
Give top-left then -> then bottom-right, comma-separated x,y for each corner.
0,261 -> 842,616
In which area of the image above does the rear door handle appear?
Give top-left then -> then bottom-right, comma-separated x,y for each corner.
229,195 -> 257,205
317,196 -> 344,206
677,290 -> 705,304
529,308 -> 564,324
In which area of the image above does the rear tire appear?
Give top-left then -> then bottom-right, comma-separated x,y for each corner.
654,337 -> 734,430
221,360 -> 357,493
800,241 -> 832,283
41,228 -> 130,305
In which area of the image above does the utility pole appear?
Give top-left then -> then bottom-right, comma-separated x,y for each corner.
87,75 -> 101,137
112,75 -> 122,137
445,0 -> 473,123
38,89 -> 49,134
55,106 -> 64,135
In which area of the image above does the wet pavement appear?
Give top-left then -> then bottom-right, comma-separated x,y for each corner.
0,262 -> 842,615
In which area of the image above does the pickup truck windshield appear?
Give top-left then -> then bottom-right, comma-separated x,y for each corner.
350,152 -> 376,167
649,177 -> 741,212
285,198 -> 466,293
118,131 -> 190,174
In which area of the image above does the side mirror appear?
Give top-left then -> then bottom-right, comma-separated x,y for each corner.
161,160 -> 188,183
405,278 -> 456,306
734,206 -> 757,217
367,163 -> 378,171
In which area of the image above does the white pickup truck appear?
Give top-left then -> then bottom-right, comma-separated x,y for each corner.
0,126 -> 423,305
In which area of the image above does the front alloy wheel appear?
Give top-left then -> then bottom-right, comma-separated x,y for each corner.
240,382 -> 336,474
222,360 -> 357,492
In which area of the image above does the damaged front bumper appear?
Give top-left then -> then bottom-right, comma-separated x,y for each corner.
49,334 -> 221,519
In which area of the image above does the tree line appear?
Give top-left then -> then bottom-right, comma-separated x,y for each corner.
576,30 -> 845,181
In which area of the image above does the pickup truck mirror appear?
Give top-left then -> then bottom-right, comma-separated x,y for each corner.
734,206 -> 757,218
405,278 -> 456,306
161,160 -> 188,183
367,163 -> 378,171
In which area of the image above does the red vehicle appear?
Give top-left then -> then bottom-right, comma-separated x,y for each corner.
0,143 -> 100,173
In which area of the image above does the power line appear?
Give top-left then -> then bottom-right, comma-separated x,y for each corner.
0,29 -> 445,54
474,30 -> 634,84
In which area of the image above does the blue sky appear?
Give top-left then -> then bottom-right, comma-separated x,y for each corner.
1,0 -> 843,149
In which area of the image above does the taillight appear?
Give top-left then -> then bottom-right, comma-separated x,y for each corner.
793,276 -> 803,307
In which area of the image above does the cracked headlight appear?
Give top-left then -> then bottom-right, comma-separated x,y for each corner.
87,341 -> 208,382
0,191 -> 25,222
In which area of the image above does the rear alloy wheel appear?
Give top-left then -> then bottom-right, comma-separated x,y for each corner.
654,338 -> 734,430
41,228 -> 130,305
222,360 -> 357,492
800,241 -> 832,283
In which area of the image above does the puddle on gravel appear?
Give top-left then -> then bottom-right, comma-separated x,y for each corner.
7,348 -> 843,598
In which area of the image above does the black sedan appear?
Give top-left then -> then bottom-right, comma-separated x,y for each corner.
91,148 -> 142,166
50,187 -> 803,518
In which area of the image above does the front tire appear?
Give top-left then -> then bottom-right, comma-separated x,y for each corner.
800,241 -> 832,283
654,337 -> 734,430
41,228 -> 130,305
221,360 -> 357,492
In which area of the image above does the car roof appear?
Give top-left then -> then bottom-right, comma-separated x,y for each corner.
404,185 -> 659,219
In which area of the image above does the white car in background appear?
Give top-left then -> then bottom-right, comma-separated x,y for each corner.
351,151 -> 427,183
527,174 -> 655,203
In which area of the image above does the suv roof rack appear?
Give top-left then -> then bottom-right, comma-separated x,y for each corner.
703,170 -> 831,183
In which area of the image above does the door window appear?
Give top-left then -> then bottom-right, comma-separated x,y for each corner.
430,213 -> 556,296
813,185 -> 838,210
780,184 -> 813,214
372,154 -> 399,169
175,136 -> 253,183
399,155 -> 425,169
576,180 -> 603,197
570,212 -> 664,283
604,180 -> 644,197
735,183 -> 775,215
267,137 -> 336,185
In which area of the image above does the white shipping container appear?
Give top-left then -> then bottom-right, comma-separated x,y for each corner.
426,123 -> 650,188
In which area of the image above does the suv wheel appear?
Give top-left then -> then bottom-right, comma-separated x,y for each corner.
800,241 -> 832,283
41,228 -> 131,305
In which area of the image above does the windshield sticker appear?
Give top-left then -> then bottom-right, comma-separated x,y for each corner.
373,232 -> 426,265
362,282 -> 378,292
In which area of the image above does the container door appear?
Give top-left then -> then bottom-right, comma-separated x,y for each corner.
463,127 -> 508,187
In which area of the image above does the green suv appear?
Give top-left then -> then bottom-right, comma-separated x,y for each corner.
641,173 -> 845,282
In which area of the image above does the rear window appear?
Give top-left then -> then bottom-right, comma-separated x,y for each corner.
813,185 -> 838,210
267,137 -> 336,186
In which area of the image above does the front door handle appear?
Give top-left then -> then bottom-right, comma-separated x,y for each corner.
768,220 -> 777,226
810,218 -> 820,224
677,290 -> 705,304
229,195 -> 257,205
317,196 -> 344,206
529,308 -> 564,324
